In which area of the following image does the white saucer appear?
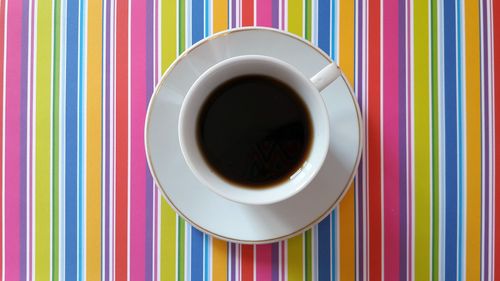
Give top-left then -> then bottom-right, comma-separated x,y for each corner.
146,27 -> 362,243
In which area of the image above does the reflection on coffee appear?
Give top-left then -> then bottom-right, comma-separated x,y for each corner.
197,75 -> 313,187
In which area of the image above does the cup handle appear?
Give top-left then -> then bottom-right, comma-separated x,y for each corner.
310,62 -> 342,92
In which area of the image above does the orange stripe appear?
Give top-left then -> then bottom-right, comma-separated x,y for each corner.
87,0 -> 102,279
213,0 -> 228,32
338,0 -> 355,279
464,0 -> 481,279
212,238 -> 228,281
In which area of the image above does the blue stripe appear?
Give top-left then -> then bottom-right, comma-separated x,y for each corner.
456,0 -> 464,279
443,0 -> 458,279
78,0 -> 85,279
192,0 -> 204,43
318,0 -> 330,54
189,9 -> 205,280
331,211 -> 337,281
318,216 -> 331,281
191,228 -> 204,280
204,0 -> 209,37
65,0 -> 78,279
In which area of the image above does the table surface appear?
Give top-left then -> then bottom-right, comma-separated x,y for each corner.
2,0 -> 499,280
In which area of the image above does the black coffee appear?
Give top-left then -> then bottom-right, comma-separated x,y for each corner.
197,75 -> 312,187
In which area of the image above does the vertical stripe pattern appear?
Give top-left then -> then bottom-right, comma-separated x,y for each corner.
0,0 -> 496,280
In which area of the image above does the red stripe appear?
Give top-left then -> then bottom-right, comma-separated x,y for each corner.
241,245 -> 254,281
368,0 -> 382,279
115,0 -> 128,279
242,0 -> 254,26
494,0 -> 500,277
0,0 -> 5,277
256,244 -> 272,280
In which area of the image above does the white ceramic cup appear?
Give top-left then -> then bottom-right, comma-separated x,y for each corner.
179,55 -> 341,205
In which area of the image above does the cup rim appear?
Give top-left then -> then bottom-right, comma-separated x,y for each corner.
178,55 -> 330,205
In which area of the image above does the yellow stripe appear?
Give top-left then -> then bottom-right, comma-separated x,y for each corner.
162,0 -> 177,68
213,0 -> 228,33
36,0 -> 53,279
288,0 -> 303,36
338,0 -> 355,279
161,199 -> 176,281
86,0 -> 102,279
464,0 -> 481,279
413,0 -> 431,279
287,235 -> 304,281
160,0 -> 180,280
212,238 -> 228,281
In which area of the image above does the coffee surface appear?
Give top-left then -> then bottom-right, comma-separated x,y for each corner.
197,75 -> 312,187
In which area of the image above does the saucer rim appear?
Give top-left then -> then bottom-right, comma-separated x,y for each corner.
145,27 -> 364,244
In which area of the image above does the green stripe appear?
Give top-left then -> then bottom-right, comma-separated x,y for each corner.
305,230 -> 312,281
52,0 -> 61,279
177,218 -> 185,281
431,0 -> 440,279
176,3 -> 185,281
179,0 -> 185,54
305,0 -> 311,41
414,0 -> 431,279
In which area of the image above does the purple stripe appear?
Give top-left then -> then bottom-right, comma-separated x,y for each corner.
355,0 -> 364,279
145,0 -> 154,277
20,0 -> 29,278
232,0 -> 237,27
272,0 -> 279,28
271,243 -> 279,281
405,0 -> 412,276
104,0 -> 111,279
481,0 -> 490,277
230,243 -> 236,281
398,0 -> 407,279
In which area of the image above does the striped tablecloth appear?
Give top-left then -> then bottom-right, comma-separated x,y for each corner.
2,0 -> 499,280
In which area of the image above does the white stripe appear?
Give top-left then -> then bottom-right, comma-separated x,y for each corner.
127,0 -> 132,278
253,0 -> 257,27
426,0 -> 434,279
486,1 -> 494,280
49,0 -> 57,278
101,1 -> 108,280
26,0 -> 35,278
409,0 -> 417,279
58,0 -> 68,277
32,0 -> 39,277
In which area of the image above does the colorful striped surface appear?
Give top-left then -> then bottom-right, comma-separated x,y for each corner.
1,0 -> 498,280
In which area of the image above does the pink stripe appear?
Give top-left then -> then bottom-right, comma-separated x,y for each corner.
130,0 -> 147,279
4,0 -> 23,280
256,0 -> 272,27
383,0 -> 400,280
256,244 -> 272,280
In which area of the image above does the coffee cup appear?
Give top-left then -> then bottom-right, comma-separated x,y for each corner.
179,55 -> 341,205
